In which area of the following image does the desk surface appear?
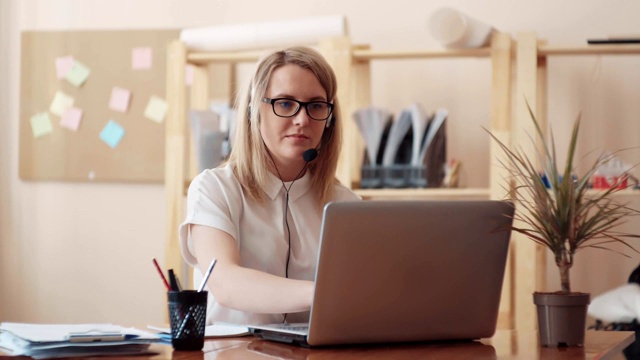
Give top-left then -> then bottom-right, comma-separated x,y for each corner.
1,330 -> 634,359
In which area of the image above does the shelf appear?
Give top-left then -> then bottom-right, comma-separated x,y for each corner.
187,47 -> 494,65
181,43 -> 640,63
187,50 -> 263,64
354,187 -> 491,200
587,188 -> 640,197
539,44 -> 640,56
352,48 -> 491,61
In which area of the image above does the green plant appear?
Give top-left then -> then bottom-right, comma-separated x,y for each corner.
488,105 -> 640,293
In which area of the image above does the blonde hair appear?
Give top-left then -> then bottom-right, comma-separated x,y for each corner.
227,46 -> 343,205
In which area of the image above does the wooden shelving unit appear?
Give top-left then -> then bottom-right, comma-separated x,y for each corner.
512,32 -> 640,332
164,33 -> 516,327
344,32 -> 512,200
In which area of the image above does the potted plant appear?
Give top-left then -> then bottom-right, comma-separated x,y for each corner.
488,105 -> 640,347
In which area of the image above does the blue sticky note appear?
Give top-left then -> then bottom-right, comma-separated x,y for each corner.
99,120 -> 125,148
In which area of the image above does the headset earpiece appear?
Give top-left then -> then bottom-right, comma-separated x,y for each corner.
326,115 -> 334,128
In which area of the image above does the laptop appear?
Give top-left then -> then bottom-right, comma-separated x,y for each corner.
248,200 -> 514,347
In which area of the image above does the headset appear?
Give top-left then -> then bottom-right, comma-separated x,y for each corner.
302,114 -> 335,162
251,99 -> 335,323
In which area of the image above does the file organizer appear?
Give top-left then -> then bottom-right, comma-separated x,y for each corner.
358,107 -> 447,189
361,164 -> 428,189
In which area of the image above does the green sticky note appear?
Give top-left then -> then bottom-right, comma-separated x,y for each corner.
30,112 -> 53,138
65,60 -> 90,87
144,95 -> 168,123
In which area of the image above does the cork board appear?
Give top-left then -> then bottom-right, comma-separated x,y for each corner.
19,29 -> 180,182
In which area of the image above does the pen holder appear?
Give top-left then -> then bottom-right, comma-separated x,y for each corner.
167,290 -> 208,351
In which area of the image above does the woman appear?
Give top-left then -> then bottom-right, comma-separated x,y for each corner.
179,46 -> 360,325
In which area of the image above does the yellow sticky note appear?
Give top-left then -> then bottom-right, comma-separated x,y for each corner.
49,91 -> 75,117
30,112 -> 53,138
144,96 -> 168,123
65,60 -> 90,87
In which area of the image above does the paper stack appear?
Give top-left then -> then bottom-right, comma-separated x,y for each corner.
0,323 -> 163,359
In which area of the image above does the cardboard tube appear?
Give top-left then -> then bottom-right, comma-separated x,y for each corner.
428,8 -> 495,49
180,15 -> 348,52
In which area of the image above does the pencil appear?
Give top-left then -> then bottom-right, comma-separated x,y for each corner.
152,258 -> 171,291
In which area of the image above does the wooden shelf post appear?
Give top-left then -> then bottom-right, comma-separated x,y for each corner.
165,40 -> 188,286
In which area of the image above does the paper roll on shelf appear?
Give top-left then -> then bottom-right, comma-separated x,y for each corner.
428,7 -> 495,49
180,15 -> 348,52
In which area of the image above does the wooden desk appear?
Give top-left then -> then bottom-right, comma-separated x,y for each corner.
1,330 -> 633,359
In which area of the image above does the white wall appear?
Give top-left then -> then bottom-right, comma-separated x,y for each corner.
2,0 -> 640,325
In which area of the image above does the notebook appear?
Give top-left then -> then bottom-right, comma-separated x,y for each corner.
248,200 -> 514,347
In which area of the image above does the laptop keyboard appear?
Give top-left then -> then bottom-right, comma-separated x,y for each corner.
274,324 -> 309,332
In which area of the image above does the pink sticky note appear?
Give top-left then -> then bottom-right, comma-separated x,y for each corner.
55,56 -> 74,79
60,107 -> 83,131
132,47 -> 153,70
185,64 -> 194,86
109,87 -> 132,113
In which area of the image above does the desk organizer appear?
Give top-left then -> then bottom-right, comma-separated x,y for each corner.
360,164 -> 428,189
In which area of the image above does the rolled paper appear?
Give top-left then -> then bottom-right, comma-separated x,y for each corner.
180,15 -> 348,52
428,7 -> 495,49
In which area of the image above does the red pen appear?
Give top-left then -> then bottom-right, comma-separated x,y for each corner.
152,258 -> 171,291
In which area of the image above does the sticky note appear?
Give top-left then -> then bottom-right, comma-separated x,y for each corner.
30,112 -> 53,138
144,96 -> 168,123
108,87 -> 132,113
49,91 -> 75,117
99,120 -> 125,148
55,56 -> 74,79
132,47 -> 152,70
65,60 -> 90,87
185,64 -> 194,86
60,107 -> 83,131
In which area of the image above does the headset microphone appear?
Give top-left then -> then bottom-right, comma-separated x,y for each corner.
302,149 -> 318,162
301,116 -> 334,163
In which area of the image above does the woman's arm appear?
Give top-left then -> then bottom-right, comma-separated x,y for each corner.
190,224 -> 314,314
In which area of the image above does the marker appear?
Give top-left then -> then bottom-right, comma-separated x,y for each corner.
197,259 -> 217,292
152,258 -> 171,291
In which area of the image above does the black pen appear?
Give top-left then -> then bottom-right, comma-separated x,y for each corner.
168,269 -> 181,291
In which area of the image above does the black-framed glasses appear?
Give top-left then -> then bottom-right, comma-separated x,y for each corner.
262,97 -> 334,121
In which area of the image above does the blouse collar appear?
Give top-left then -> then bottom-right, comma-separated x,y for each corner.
265,169 -> 312,202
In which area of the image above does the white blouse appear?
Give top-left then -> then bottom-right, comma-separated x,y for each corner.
179,163 -> 360,325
